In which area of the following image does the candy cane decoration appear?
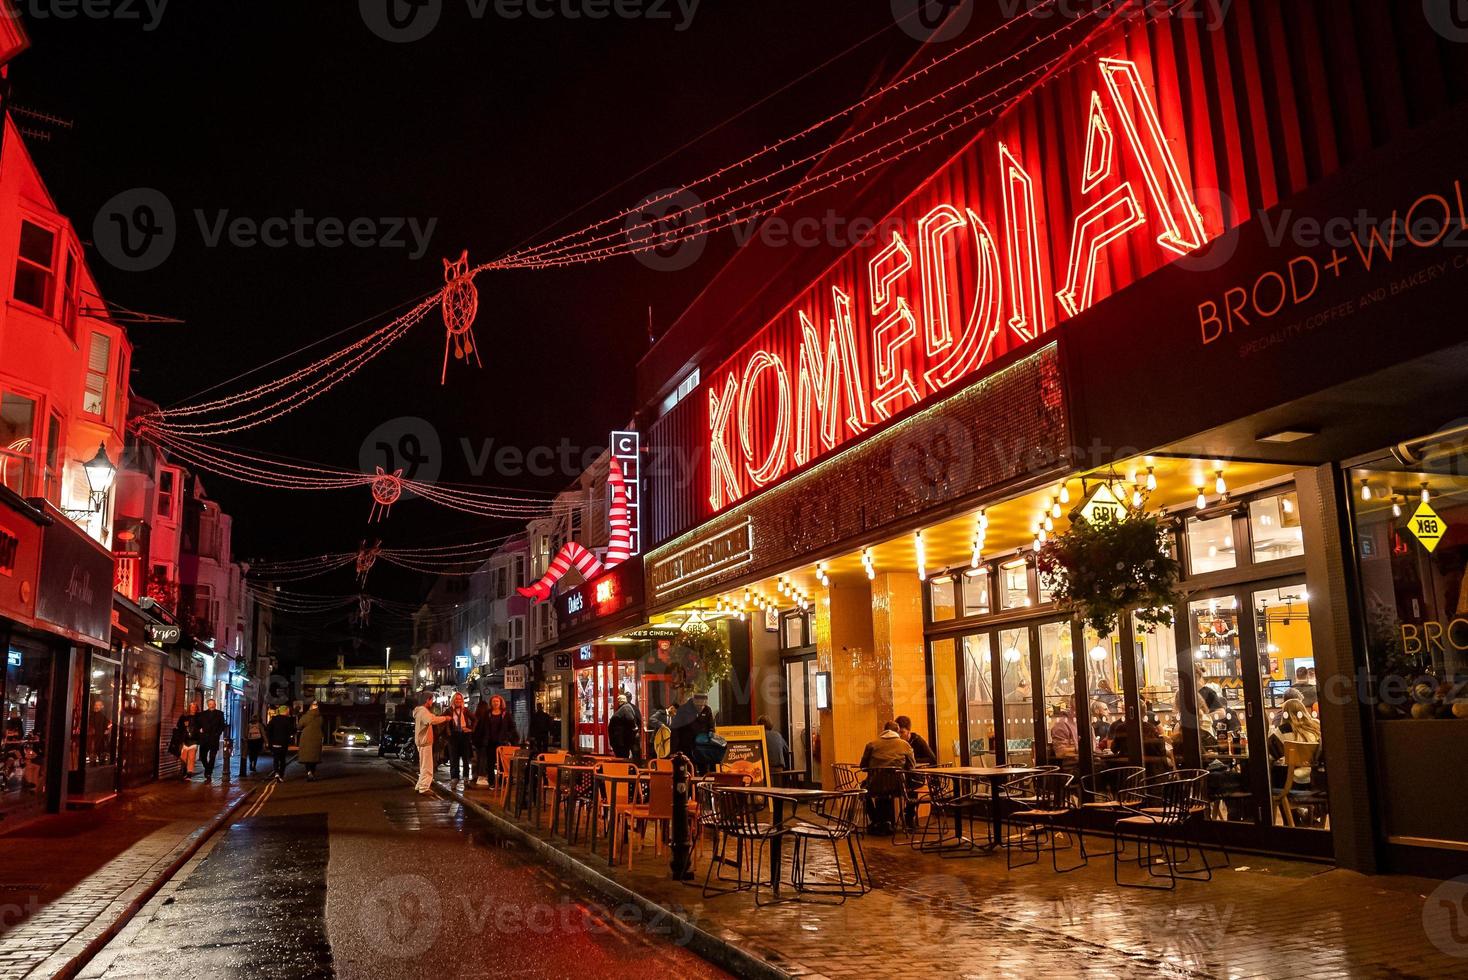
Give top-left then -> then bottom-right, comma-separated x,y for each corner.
519,458 -> 632,603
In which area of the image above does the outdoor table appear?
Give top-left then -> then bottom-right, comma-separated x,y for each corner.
592,768 -> 649,865
942,766 -> 1042,852
718,785 -> 862,896
507,755 -> 532,819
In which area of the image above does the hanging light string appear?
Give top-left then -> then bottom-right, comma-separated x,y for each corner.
498,0 -> 1131,270
496,0 -> 1077,266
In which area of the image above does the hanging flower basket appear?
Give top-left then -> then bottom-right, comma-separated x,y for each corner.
1036,504 -> 1181,637
668,623 -> 733,695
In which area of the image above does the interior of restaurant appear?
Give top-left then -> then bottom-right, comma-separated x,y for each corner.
644,455 -> 1352,856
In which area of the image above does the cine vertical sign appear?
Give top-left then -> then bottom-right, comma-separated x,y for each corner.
611,430 -> 641,556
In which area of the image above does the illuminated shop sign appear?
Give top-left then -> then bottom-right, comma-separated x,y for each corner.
649,518 -> 754,598
557,558 -> 645,634
610,430 -> 641,556
705,55 -> 1218,512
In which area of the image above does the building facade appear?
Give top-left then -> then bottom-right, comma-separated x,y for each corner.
604,0 -> 1468,877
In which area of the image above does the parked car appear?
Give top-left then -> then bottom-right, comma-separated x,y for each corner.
333,725 -> 373,748
379,721 -> 414,758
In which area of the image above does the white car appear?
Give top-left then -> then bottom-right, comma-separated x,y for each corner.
333,726 -> 373,748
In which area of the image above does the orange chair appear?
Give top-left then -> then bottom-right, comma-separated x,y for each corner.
495,745 -> 518,803
594,761 -> 641,843
617,772 -> 674,867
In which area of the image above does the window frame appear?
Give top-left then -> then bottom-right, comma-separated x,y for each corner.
82,330 -> 113,420
0,387 -> 42,497
13,217 -> 59,315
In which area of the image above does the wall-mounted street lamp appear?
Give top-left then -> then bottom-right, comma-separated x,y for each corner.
64,443 -> 117,523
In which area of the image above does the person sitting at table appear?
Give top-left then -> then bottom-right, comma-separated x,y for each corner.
758,715 -> 790,773
1048,704 -> 1079,765
859,721 -> 915,834
894,715 -> 936,766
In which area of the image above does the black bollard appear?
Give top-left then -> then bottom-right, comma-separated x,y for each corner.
669,752 -> 694,881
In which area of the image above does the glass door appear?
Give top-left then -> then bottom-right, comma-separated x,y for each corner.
997,628 -> 1035,766
783,656 -> 818,786
1185,592 -> 1263,823
962,634 -> 995,764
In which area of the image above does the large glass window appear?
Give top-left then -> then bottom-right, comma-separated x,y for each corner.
1132,611 -> 1180,774
962,634 -> 994,763
998,628 -> 1034,765
1249,492 -> 1305,564
1186,514 -> 1237,574
960,569 -> 990,617
1254,586 -> 1328,830
928,637 -> 960,765
997,559 -> 1031,610
1038,621 -> 1078,767
3,643 -> 53,817
928,577 -> 956,622
1187,596 -> 1253,822
1084,626 -> 1126,770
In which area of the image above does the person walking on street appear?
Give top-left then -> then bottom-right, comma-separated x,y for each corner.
266,705 -> 294,781
479,694 -> 517,784
168,704 -> 198,780
470,698 -> 491,787
446,692 -> 474,784
195,698 -> 226,781
413,692 -> 450,794
296,701 -> 325,781
608,692 -> 641,760
244,715 -> 265,774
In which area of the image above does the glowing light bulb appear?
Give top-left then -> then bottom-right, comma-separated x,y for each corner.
1282,496 -> 1294,514
1043,515 -> 1054,532
1132,488 -> 1143,508
1058,484 -> 1070,505
1359,480 -> 1371,501
1196,487 -> 1207,509
1421,483 -> 1431,504
1214,470 -> 1227,495
1392,498 -> 1402,518
1003,646 -> 1022,663
1051,499 -> 1062,519
915,531 -> 926,582
1145,467 -> 1157,491
978,508 -> 989,530
1089,644 -> 1108,661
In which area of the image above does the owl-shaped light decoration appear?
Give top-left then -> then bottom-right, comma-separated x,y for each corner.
368,466 -> 403,522
440,250 -> 482,384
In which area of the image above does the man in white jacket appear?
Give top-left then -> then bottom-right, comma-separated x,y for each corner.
412,693 -> 450,794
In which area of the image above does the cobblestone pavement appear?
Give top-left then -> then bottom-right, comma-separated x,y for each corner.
0,773 -> 254,979
442,773 -> 1468,979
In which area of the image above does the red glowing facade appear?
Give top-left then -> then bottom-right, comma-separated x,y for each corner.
705,48 -> 1221,513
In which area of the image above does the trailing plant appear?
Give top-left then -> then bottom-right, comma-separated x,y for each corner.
1037,504 -> 1181,637
669,621 -> 733,695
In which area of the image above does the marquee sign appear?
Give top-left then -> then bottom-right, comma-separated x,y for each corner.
704,52 -> 1219,514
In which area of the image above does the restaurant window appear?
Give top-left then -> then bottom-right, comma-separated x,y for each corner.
928,637 -> 960,765
963,634 -> 995,763
1350,443 -> 1468,848
43,411 -> 62,505
1249,492 -> 1305,564
1185,514 -> 1237,574
780,611 -> 810,651
1132,611 -> 1181,772
1253,585 -> 1328,830
13,220 -> 56,313
0,392 -> 37,495
77,655 -> 121,767
997,558 -> 1031,610
928,576 -> 956,622
1084,626 -> 1126,774
998,628 -> 1034,764
960,568 -> 990,617
1038,620 -> 1078,766
83,332 -> 112,418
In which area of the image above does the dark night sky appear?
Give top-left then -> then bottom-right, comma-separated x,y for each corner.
9,1 -> 922,648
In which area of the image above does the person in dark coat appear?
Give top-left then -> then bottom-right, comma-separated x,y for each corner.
195,698 -> 226,781
529,705 -> 553,755
470,699 -> 492,787
296,702 -> 325,780
266,705 -> 295,781
168,704 -> 198,780
478,695 -> 517,783
608,692 -> 641,760
671,693 -> 715,774
895,715 -> 937,766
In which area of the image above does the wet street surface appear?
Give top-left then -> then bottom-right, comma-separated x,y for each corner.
84,751 -> 728,980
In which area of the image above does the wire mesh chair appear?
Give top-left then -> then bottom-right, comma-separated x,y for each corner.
1112,771 -> 1212,889
701,787 -> 788,905
1077,766 -> 1145,857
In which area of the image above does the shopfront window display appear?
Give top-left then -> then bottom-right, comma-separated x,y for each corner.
3,642 -> 53,813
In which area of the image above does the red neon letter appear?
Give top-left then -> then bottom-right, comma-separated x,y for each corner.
707,373 -> 740,510
829,286 -> 878,436
1081,92 -> 1114,194
998,143 -> 1049,344
917,205 -> 966,355
794,311 -> 841,465
923,210 -> 1003,392
739,350 -> 791,488
868,233 -> 920,419
1056,184 -> 1145,318
1098,58 -> 1209,255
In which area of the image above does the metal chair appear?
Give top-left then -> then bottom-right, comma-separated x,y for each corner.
1005,772 -> 1085,872
1112,772 -> 1212,889
702,787 -> 788,906
788,791 -> 870,901
1077,766 -> 1144,858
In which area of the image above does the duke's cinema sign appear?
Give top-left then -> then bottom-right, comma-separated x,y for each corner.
706,53 -> 1219,512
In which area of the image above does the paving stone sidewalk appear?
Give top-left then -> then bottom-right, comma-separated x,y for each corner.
440,775 -> 1468,979
0,775 -> 256,980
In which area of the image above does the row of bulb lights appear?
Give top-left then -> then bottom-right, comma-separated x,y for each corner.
1359,479 -> 1431,518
